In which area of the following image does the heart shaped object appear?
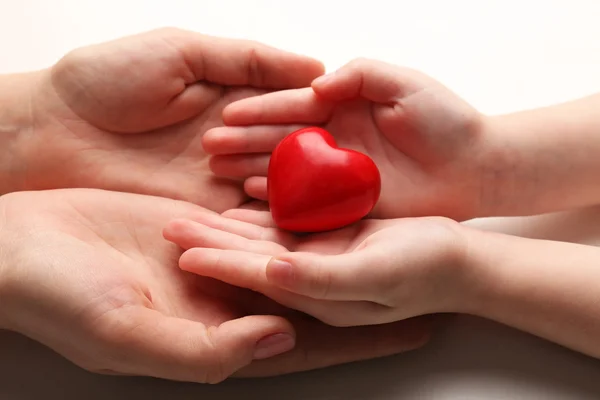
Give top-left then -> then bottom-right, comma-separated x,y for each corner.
268,127 -> 381,233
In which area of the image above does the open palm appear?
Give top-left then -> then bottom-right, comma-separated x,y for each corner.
0,190 -> 429,382
205,59 -> 487,220
15,28 -> 324,212
165,205 -> 461,327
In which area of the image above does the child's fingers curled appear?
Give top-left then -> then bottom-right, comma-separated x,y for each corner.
223,88 -> 333,126
203,125 -> 305,155
209,154 -> 270,178
245,177 -> 268,201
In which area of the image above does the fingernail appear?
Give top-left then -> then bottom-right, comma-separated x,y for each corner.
253,333 -> 295,360
267,259 -> 294,285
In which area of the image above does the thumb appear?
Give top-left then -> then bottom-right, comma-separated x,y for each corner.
311,58 -> 427,104
116,307 -> 295,383
161,82 -> 222,127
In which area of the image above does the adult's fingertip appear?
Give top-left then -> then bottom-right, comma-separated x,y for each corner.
253,332 -> 296,360
311,71 -> 335,88
310,69 -> 353,100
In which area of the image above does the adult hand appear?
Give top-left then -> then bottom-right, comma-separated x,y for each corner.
163,206 -> 470,327
0,190 -> 430,383
4,28 -> 324,212
205,58 -> 499,220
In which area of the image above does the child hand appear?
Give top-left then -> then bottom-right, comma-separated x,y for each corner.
164,208 -> 473,327
205,58 -> 497,221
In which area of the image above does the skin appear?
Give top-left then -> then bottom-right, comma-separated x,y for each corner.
0,27 -> 325,211
205,58 -> 600,220
0,29 -> 432,382
164,208 -> 464,327
167,206 -> 600,360
204,58 -> 490,220
0,189 -> 431,383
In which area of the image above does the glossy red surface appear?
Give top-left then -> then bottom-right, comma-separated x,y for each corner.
267,127 -> 381,233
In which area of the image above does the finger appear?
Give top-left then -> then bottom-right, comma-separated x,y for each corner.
209,154 -> 270,178
236,315 -> 433,378
165,82 -> 224,125
267,250 -> 386,301
180,249 -> 271,292
179,248 -> 390,327
222,209 -> 277,228
161,28 -> 325,88
163,219 -> 281,255
223,88 -> 333,126
238,199 -> 269,211
312,58 -> 427,104
203,125 -> 303,155
215,209 -> 291,248
113,306 -> 294,383
166,213 -> 263,241
244,176 -> 268,201
185,210 -> 283,243
272,296 -> 394,328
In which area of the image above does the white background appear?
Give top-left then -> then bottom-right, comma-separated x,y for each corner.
2,0 -> 600,398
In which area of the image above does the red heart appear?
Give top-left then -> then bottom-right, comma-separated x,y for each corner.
268,127 -> 381,233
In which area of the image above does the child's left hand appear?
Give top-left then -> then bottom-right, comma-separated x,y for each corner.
164,207 -> 473,327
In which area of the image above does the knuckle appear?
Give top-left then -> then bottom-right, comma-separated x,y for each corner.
307,259 -> 333,299
245,45 -> 265,87
366,253 -> 403,306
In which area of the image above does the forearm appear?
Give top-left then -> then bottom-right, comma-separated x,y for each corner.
481,93 -> 600,216
0,73 -> 36,194
464,228 -> 600,358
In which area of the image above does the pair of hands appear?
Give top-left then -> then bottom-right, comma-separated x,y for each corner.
0,190 -> 429,382
0,28 -> 431,383
174,57 -> 499,327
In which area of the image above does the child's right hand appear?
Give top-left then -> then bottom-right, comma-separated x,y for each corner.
165,207 -> 469,328
204,58 -> 506,221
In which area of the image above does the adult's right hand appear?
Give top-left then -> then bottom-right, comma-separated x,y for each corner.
0,189 -> 431,383
0,28 -> 324,213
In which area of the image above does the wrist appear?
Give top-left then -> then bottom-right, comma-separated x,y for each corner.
457,226 -> 522,319
422,219 -> 487,315
471,114 -> 523,219
443,223 -> 491,314
0,72 -> 41,194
